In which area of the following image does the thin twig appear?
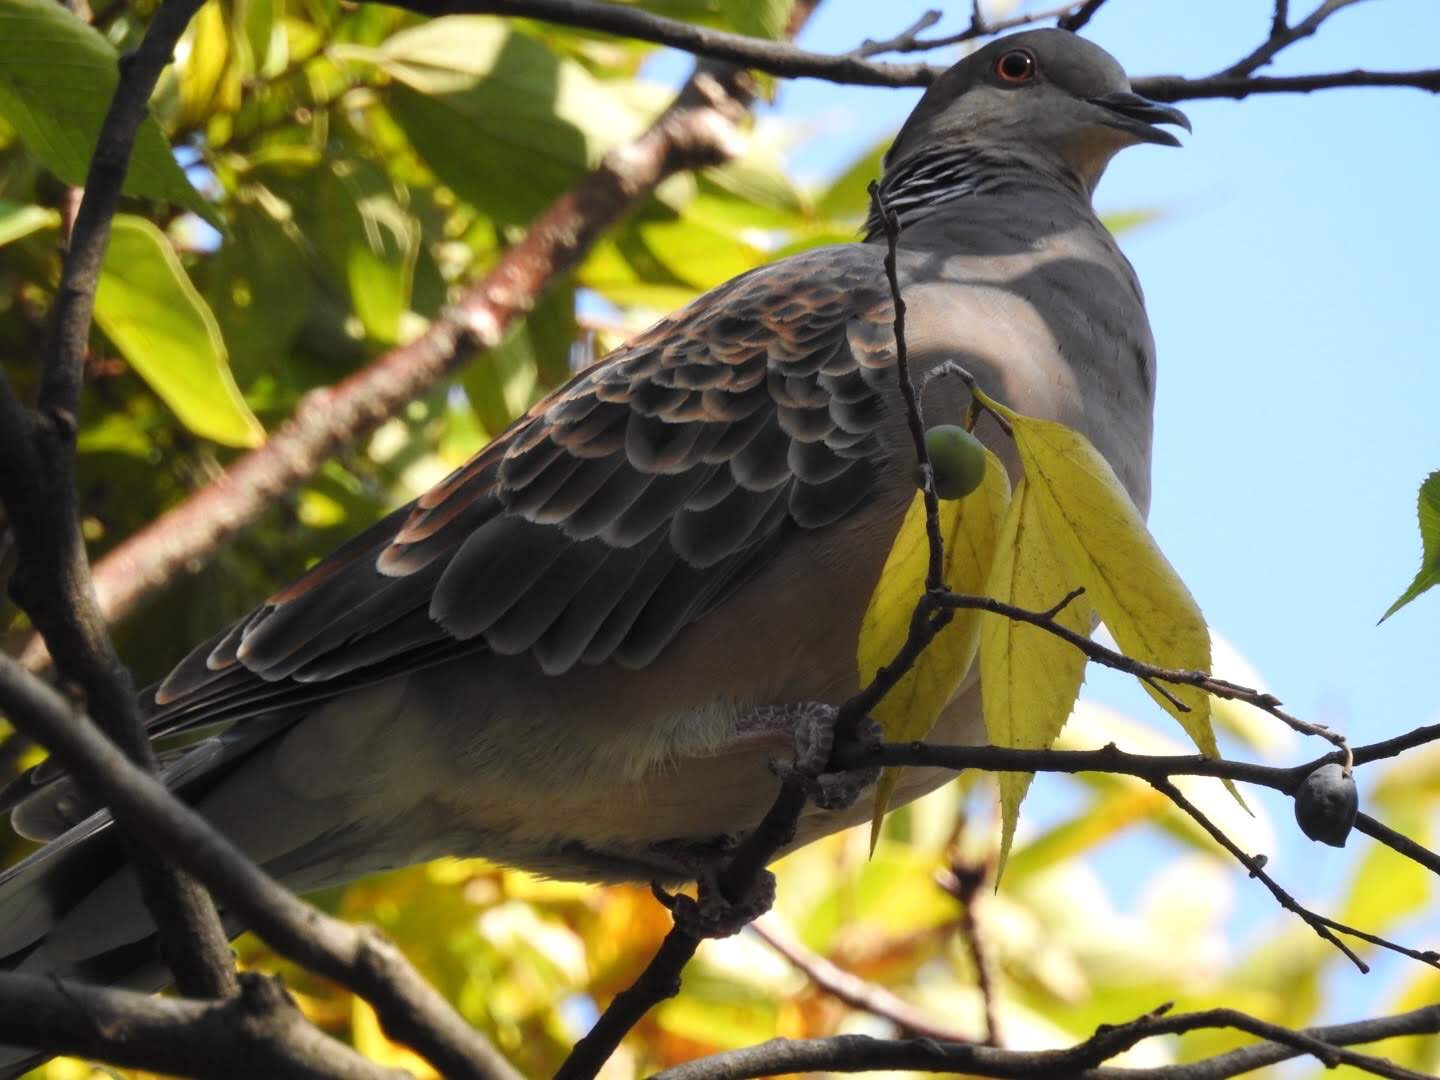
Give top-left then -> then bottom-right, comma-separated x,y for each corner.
870,183 -> 945,590
935,860 -> 999,1045
1222,0 -> 1365,78
1057,0 -> 1110,33
750,918 -> 971,1043
1149,777 -> 1367,970
931,587 -> 1351,757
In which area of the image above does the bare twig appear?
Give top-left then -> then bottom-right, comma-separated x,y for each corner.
926,586 -> 1351,757
750,917 -> 971,1043
935,859 -> 1000,1045
0,0 -> 236,999
1057,0 -> 1110,33
1149,778 -> 1368,970
0,971 -> 403,1079
1222,0 -> 1365,78
0,654 -> 522,1080
870,184 -> 946,591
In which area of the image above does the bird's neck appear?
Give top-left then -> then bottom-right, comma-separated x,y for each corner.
863,143 -> 1091,241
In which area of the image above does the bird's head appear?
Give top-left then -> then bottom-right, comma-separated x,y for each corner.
886,29 -> 1190,194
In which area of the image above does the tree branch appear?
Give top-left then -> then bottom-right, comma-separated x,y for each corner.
650,1004 -> 1440,1080
0,0 -> 237,999
0,653 -> 521,1080
0,971 -> 404,1079
375,0 -> 1440,100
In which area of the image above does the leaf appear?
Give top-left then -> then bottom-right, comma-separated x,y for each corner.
0,198 -> 57,247
0,0 -> 216,224
815,138 -> 887,223
858,449 -> 1010,846
979,477 -> 1094,874
1380,470 -> 1440,622
982,395 -> 1219,762
315,164 -> 419,345
718,0 -> 794,40
95,215 -> 264,447
354,18 -> 646,224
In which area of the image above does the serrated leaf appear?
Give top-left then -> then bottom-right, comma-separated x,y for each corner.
858,449 -> 1011,847
980,477 -> 1094,876
989,400 -> 1219,762
0,0 -> 216,225
0,198 -> 57,246
95,215 -> 264,447
1380,470 -> 1440,622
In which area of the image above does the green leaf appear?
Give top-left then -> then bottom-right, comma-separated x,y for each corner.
815,138 -> 887,223
717,0 -> 793,40
0,198 -> 57,247
352,18 -> 646,224
0,0 -> 216,225
95,215 -> 264,447
1380,470 -> 1440,622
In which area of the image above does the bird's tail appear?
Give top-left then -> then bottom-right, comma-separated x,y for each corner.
0,721 -> 289,1076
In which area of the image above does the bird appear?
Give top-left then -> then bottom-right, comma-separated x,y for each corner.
0,25 -> 1187,1014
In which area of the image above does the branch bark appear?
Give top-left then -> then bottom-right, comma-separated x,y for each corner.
0,653 -> 520,1080
0,0 -> 236,999
377,0 -> 1440,99
649,1004 -> 1440,1080
0,971 -> 404,1080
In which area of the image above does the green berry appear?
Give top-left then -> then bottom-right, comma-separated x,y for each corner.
924,424 -> 987,500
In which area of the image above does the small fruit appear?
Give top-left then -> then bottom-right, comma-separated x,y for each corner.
924,424 -> 987,500
1293,763 -> 1358,847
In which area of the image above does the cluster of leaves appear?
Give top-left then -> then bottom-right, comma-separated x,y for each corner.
0,1 -> 1436,1077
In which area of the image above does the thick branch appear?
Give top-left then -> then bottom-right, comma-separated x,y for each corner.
0,971 -> 402,1080
0,653 -> 520,1080
0,0 -> 236,999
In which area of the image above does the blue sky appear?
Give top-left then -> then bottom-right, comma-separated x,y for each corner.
728,0 -> 1440,1033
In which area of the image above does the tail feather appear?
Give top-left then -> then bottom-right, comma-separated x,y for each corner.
0,718 -> 295,1075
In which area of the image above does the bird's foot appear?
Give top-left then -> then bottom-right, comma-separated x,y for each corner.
649,833 -> 743,879
653,866 -> 776,940
766,703 -> 883,811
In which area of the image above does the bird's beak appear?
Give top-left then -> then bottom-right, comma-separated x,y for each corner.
1088,91 -> 1192,147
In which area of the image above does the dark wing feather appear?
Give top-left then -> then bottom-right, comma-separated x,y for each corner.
4,243 -> 900,824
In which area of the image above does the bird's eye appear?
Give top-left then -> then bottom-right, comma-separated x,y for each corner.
995,49 -> 1036,84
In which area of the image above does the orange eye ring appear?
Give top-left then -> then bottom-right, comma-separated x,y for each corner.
995,49 -> 1036,84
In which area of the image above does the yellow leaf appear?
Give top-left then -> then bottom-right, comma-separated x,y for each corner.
1007,413 -> 1218,758
980,478 -> 1093,875
858,449 -> 1010,847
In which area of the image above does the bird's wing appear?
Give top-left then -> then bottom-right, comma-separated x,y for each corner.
139,242 -> 900,738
